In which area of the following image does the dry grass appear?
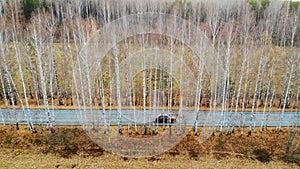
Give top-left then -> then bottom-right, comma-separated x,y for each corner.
0,125 -> 299,169
0,103 -> 294,112
0,150 -> 298,169
0,96 -> 297,112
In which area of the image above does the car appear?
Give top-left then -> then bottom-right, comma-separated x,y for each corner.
155,113 -> 176,123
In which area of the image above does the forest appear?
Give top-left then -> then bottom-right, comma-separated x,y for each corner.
0,0 -> 299,113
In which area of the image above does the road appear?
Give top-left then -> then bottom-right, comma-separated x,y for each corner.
0,109 -> 299,127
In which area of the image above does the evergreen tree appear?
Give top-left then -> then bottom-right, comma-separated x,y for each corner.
21,0 -> 46,20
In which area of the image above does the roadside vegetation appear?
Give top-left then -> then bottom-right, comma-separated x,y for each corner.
0,125 -> 299,168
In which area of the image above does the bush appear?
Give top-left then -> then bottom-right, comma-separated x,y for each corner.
5,135 -> 11,143
284,154 -> 300,166
253,149 -> 271,163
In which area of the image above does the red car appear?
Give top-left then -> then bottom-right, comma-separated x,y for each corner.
155,113 -> 176,123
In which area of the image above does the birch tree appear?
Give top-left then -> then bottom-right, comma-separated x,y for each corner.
30,10 -> 55,133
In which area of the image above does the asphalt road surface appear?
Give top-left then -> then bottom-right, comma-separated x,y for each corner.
0,109 -> 299,127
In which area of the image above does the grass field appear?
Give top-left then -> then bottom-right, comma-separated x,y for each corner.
0,125 -> 299,168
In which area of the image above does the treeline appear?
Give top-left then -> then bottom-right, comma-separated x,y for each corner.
0,0 -> 299,44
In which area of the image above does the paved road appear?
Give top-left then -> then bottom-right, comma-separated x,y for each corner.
0,109 -> 299,127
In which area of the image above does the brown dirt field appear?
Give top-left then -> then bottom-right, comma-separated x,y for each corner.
0,125 -> 299,168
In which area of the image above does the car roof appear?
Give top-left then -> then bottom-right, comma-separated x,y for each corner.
158,113 -> 169,116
